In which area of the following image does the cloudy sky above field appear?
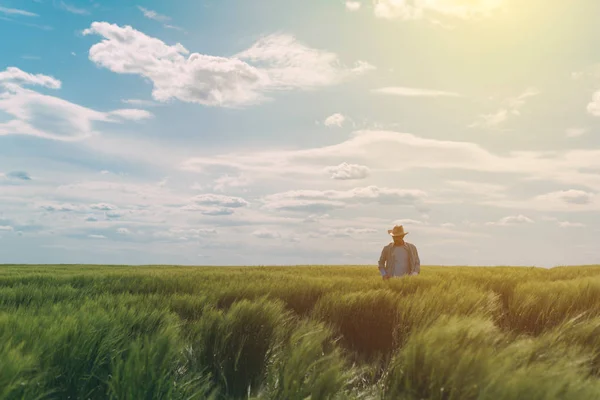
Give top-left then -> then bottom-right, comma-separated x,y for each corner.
1,0 -> 600,267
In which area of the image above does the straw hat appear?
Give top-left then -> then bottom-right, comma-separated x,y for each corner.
388,225 -> 408,237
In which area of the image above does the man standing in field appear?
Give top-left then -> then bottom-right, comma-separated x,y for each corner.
378,225 -> 420,279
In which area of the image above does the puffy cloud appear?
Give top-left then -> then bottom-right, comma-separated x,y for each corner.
83,22 -> 374,107
0,66 -> 60,89
0,67 -> 154,141
486,215 -> 534,226
192,194 -> 249,208
325,162 -> 370,180
324,113 -> 346,127
535,190 -> 594,205
252,229 -> 281,239
90,203 -> 117,211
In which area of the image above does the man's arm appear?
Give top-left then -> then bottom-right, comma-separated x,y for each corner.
378,246 -> 389,277
411,244 -> 420,275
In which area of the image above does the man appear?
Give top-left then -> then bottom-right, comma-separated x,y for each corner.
378,225 -> 420,279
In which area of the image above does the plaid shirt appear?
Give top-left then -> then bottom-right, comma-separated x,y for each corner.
378,241 -> 421,276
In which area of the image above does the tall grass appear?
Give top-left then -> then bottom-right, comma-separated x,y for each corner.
1,264 -> 600,399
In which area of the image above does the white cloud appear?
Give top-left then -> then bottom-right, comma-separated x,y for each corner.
346,1 -> 361,11
0,67 -> 154,141
253,229 -> 281,239
324,113 -> 346,127
90,203 -> 117,211
137,6 -> 183,31
262,186 -> 427,213
535,190 -> 594,205
108,109 -> 154,121
137,6 -> 170,22
486,215 -> 534,226
121,99 -> 159,107
180,129 -> 600,194
566,127 -> 588,138
325,162 -> 370,180
58,2 -> 89,15
587,90 -> 600,116
0,67 -> 61,89
213,174 -> 252,192
558,221 -> 585,228
373,86 -> 460,97
0,6 -> 38,17
191,194 -> 249,208
469,88 -> 539,129
373,0 -> 503,20
0,225 -> 14,231
89,234 -> 106,239
83,22 -> 374,107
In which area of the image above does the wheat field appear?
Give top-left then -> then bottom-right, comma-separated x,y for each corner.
2,264 -> 600,399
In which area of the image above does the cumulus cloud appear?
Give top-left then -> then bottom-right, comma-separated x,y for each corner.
90,203 -> 117,211
192,194 -> 249,208
0,67 -> 154,141
83,22 -> 374,107
253,229 -> 281,239
373,0 -> 503,20
0,66 -> 61,89
535,190 -> 594,205
486,215 -> 534,226
181,193 -> 249,216
324,113 -> 346,127
373,86 -> 460,97
325,162 -> 370,180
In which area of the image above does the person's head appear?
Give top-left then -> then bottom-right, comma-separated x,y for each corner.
388,225 -> 408,245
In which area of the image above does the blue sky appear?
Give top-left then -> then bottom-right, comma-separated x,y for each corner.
1,0 -> 600,267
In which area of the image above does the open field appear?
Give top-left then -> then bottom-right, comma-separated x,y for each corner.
2,264 -> 600,399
